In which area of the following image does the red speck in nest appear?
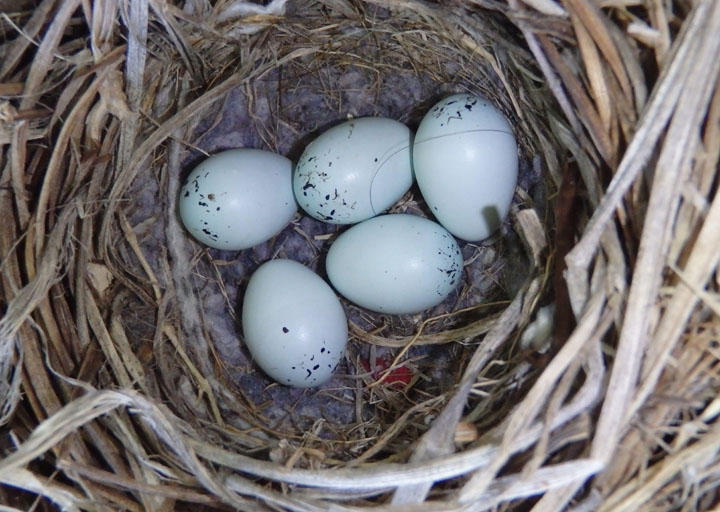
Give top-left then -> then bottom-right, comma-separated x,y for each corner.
361,356 -> 413,387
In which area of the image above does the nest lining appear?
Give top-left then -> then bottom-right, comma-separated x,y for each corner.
1,0 -> 720,511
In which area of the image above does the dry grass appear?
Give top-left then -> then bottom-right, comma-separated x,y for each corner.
1,0 -> 719,510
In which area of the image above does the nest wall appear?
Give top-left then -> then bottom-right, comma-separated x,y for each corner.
0,0 -> 719,511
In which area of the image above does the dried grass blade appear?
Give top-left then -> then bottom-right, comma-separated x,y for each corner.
520,0 -> 567,17
191,436 -> 494,490
469,459 -> 604,510
589,0 -> 720,473
565,0 -> 714,308
9,122 -> 30,230
0,467 -> 84,512
56,459 -> 219,506
18,0 -> 81,110
109,313 -> 149,393
85,291 -> 134,388
571,13 -> 612,132
118,211 -> 162,301
350,310 -> 499,347
0,0 -> 58,80
124,0 -> 149,112
89,0 -> 120,56
538,34 -> 614,165
115,0 -> 148,175
562,0 -> 631,100
507,0 -> 583,137
647,0 -> 670,63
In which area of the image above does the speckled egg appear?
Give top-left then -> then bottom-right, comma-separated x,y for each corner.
179,149 -> 296,250
326,214 -> 463,314
242,259 -> 348,387
413,93 -> 518,241
293,117 -> 414,224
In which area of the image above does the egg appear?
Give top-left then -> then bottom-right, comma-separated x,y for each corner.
241,259 -> 348,387
413,93 -> 518,241
326,214 -> 463,314
179,149 -> 296,250
293,117 -> 414,224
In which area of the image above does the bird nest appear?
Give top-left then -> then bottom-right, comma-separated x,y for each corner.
1,0 -> 720,510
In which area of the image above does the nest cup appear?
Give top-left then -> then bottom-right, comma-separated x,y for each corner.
2,1 -> 720,511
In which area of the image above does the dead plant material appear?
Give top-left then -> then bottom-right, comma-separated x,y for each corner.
1,0 -> 719,510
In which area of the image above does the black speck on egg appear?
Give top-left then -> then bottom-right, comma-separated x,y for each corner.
183,191 -> 189,197
313,364 -> 319,370
282,327 -> 289,333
